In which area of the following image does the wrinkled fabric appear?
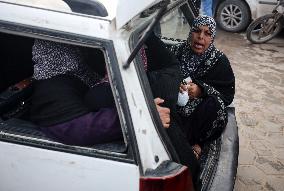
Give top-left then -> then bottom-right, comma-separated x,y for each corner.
41,108 -> 122,146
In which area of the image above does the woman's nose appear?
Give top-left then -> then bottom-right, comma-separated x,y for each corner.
198,32 -> 205,39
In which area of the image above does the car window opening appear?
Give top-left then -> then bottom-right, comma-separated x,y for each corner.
0,32 -> 126,154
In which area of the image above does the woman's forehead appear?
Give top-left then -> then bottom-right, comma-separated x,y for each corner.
197,25 -> 210,30
192,17 -> 216,38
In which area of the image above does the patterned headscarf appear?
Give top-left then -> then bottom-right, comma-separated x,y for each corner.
32,40 -> 101,87
190,15 -> 216,40
177,15 -> 220,80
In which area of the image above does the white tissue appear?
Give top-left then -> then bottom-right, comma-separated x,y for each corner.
177,76 -> 192,106
184,76 -> 192,83
177,91 -> 189,106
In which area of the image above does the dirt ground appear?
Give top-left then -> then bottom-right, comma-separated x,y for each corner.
215,30 -> 284,191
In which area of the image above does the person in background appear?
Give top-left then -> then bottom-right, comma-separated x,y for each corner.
201,0 -> 213,17
171,16 -> 235,158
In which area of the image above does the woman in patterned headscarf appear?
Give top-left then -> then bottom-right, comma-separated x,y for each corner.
171,16 -> 235,157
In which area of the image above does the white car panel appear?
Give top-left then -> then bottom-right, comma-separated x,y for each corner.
113,37 -> 171,172
246,0 -> 281,19
256,0 -> 283,18
116,0 -> 163,29
0,141 -> 139,191
246,0 -> 258,19
0,2 -> 113,39
2,0 -> 165,30
0,0 -> 72,12
97,0 -> 118,20
0,2 -> 111,40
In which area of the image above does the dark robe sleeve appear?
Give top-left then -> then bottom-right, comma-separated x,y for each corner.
144,33 -> 180,71
143,33 -> 182,109
195,54 -> 235,106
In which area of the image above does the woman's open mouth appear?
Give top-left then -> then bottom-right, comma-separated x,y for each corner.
193,42 -> 204,49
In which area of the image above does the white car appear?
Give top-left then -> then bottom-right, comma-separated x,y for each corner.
214,0 -> 283,32
0,0 -> 238,191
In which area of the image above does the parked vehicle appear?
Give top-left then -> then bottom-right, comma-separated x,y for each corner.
0,0 -> 238,191
246,0 -> 284,43
213,0 -> 283,32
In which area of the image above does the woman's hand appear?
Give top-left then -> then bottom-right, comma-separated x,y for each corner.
187,82 -> 202,98
179,81 -> 201,99
154,98 -> 170,128
179,84 -> 188,93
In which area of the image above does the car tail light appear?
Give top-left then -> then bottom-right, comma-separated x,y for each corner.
140,165 -> 194,191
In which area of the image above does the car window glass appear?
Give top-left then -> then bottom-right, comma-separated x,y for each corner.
159,9 -> 190,42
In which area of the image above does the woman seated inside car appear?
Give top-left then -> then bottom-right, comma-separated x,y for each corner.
30,40 -> 124,146
172,16 -> 235,158
30,37 -> 174,146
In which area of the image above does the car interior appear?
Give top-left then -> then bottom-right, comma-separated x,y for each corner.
0,32 -> 128,156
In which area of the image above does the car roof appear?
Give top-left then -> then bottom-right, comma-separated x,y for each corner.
4,0 -> 164,29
